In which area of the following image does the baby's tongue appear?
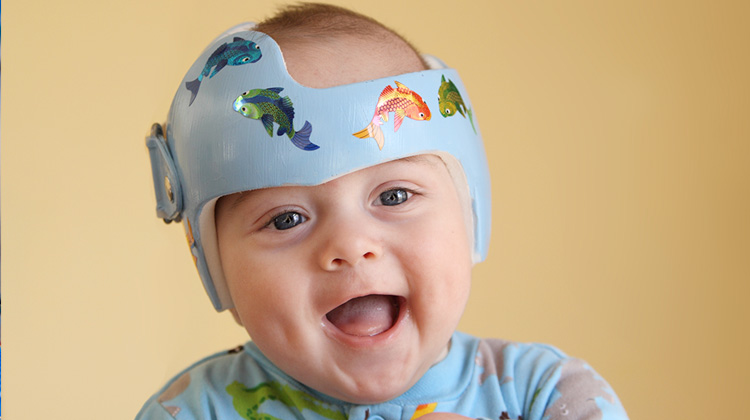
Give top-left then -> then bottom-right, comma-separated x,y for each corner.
326,295 -> 397,337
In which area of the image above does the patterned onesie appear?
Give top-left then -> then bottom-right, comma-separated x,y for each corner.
136,331 -> 628,420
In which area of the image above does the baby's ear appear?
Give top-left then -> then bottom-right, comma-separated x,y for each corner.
229,308 -> 244,326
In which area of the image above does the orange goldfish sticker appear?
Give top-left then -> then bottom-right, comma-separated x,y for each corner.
353,81 -> 431,150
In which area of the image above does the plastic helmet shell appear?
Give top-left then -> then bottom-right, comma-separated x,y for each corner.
146,29 -> 491,311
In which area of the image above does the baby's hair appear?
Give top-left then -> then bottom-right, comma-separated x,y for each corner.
255,2 -> 428,68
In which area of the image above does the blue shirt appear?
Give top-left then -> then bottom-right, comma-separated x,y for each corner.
136,332 -> 628,420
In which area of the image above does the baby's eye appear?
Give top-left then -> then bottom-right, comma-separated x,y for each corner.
270,211 -> 306,230
378,189 -> 409,206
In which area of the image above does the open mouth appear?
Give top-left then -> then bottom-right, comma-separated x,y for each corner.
325,295 -> 401,337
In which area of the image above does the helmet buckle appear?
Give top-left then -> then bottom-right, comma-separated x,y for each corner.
146,123 -> 183,223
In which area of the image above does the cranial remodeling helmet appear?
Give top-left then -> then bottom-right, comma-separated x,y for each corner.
147,24 -> 491,311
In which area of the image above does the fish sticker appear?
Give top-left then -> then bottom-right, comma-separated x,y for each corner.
233,87 -> 319,151
438,75 -> 476,134
186,37 -> 262,105
353,81 -> 431,150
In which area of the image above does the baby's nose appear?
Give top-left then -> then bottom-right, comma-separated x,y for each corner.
316,213 -> 383,270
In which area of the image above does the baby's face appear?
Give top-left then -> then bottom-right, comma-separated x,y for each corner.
216,155 -> 473,403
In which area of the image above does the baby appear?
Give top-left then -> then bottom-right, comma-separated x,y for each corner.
140,4 -> 628,420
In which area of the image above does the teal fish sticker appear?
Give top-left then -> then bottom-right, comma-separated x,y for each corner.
186,37 -> 262,105
438,75 -> 476,134
233,88 -> 318,151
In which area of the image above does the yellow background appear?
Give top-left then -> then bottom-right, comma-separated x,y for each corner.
3,0 -> 749,419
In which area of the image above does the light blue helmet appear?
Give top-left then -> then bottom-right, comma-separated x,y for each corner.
147,26 -> 491,311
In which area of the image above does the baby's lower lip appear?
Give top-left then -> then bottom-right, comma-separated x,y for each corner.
325,295 -> 403,337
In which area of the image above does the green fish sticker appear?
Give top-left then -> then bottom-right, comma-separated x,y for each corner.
233,87 -> 318,151
438,75 -> 476,134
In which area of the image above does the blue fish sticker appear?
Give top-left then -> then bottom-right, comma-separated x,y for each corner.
233,87 -> 318,151
186,37 -> 262,105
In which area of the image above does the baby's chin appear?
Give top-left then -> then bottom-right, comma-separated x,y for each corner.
303,342 -> 452,405
323,375 -> 421,405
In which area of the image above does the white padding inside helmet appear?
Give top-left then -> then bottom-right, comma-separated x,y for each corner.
198,199 -> 234,309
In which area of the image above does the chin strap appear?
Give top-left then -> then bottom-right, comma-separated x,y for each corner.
146,123 -> 183,223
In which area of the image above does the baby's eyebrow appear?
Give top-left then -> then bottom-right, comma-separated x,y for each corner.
224,190 -> 263,210
399,155 -> 428,164
397,154 -> 446,169
224,184 -> 299,211
391,154 -> 437,165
